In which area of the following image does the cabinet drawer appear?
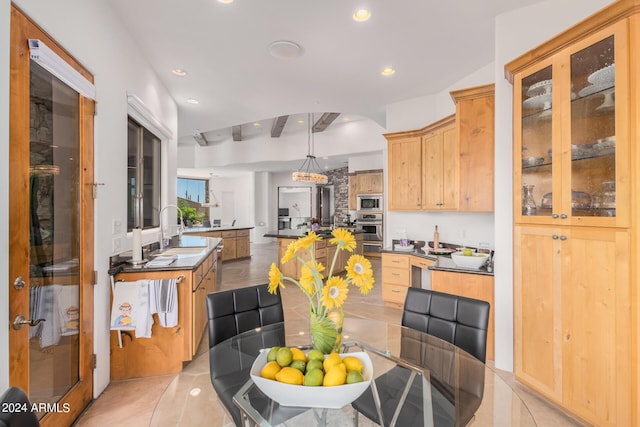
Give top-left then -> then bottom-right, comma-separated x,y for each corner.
208,231 -> 222,238
237,229 -> 250,237
382,267 -> 410,286
315,240 -> 327,249
411,256 -> 434,270
382,284 -> 409,305
382,253 -> 410,269
193,263 -> 206,290
222,231 -> 237,239
315,248 -> 327,259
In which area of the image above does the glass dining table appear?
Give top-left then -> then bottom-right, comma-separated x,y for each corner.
151,318 -> 536,426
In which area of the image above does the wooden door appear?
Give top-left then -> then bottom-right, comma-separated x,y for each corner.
440,124 -> 458,209
387,136 -> 422,210
9,6 -> 94,425
422,132 -> 443,209
348,174 -> 357,209
513,225 -> 562,402
560,227 -> 631,426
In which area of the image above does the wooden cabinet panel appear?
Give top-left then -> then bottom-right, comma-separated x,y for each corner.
222,239 -> 236,261
382,253 -> 411,306
236,236 -> 250,258
357,171 -> 383,194
387,136 -> 423,210
431,270 -> 495,361
422,121 -> 457,210
452,84 -> 495,212
349,174 -> 358,209
382,284 -> 409,305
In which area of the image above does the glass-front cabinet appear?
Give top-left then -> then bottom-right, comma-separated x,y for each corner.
513,21 -> 629,228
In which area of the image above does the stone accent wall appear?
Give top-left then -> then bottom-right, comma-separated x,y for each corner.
325,166 -> 349,226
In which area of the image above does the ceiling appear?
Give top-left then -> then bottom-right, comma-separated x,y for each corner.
110,0 -> 545,170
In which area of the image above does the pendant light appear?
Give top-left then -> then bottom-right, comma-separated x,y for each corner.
292,113 -> 328,184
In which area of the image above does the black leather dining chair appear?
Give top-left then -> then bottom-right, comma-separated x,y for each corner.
352,287 -> 490,427
206,284 -> 305,426
0,387 -> 40,427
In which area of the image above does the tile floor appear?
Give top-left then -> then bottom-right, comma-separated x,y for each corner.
74,242 -> 586,427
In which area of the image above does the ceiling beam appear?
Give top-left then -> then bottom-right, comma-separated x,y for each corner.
193,131 -> 209,146
312,113 -> 340,133
232,125 -> 242,141
270,115 -> 289,138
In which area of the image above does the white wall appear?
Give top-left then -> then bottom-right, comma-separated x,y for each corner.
211,174 -> 253,227
348,152 -> 384,173
3,0 -> 179,397
0,0 -> 10,391
492,0 -> 615,371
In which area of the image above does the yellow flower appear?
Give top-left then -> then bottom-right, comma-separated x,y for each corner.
346,254 -> 375,295
267,263 -> 285,294
329,228 -> 356,252
280,241 -> 297,264
295,231 -> 322,251
321,277 -> 349,309
299,261 -> 325,295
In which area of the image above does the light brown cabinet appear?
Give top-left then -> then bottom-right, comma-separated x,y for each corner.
381,253 -> 411,306
110,249 -> 217,380
186,228 -> 251,261
431,270 -> 494,361
349,170 -> 384,209
506,3 -> 638,425
386,84 -> 494,212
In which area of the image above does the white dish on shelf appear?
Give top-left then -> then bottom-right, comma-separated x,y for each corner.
578,83 -> 614,97
527,79 -> 552,96
250,350 -> 373,408
522,92 -> 552,109
588,64 -> 615,85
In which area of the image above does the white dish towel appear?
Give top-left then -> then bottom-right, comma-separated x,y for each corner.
151,278 -> 178,327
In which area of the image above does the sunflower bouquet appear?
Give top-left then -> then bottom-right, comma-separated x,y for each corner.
268,228 -> 375,353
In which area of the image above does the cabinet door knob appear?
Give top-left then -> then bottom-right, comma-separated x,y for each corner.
552,213 -> 559,219
560,235 -> 567,240
552,235 -> 559,240
560,214 -> 568,219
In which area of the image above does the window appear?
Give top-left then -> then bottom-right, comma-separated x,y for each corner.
177,177 -> 210,226
127,117 -> 161,231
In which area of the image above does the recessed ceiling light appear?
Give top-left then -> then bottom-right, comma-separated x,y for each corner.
217,0 -> 234,3
268,40 -> 304,59
322,156 -> 329,160
353,9 -> 371,22
187,98 -> 199,104
381,67 -> 396,76
297,120 -> 304,124
342,117 -> 350,121
254,122 -> 261,127
172,68 -> 187,77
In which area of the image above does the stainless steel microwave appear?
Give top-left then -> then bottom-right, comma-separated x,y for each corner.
357,194 -> 383,211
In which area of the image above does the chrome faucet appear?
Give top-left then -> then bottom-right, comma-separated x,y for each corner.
158,204 -> 185,249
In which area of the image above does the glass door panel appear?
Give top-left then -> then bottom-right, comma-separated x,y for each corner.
29,61 -> 81,413
570,36 -> 616,218
521,66 -> 553,218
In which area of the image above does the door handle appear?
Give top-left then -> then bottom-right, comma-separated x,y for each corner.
12,315 -> 45,330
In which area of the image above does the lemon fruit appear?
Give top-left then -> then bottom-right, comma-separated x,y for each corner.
267,347 -> 280,362
346,370 -> 364,384
307,349 -> 324,362
276,347 -> 293,367
290,360 -> 306,374
260,361 -> 281,380
290,347 -> 307,362
303,368 -> 324,386
342,356 -> 364,373
323,365 -> 347,386
275,367 -> 304,385
462,248 -> 473,256
323,352 -> 342,372
306,359 -> 323,372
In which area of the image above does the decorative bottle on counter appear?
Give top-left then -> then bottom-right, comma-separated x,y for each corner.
433,225 -> 440,249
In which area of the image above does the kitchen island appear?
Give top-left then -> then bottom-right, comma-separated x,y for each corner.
184,225 -> 253,261
108,235 -> 222,380
264,229 -> 364,278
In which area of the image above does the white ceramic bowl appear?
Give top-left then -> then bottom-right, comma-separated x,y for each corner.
250,350 -> 373,408
450,251 -> 490,269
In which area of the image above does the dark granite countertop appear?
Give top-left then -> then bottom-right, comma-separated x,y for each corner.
109,235 -> 222,275
264,228 -> 362,239
381,244 -> 494,277
184,225 -> 254,233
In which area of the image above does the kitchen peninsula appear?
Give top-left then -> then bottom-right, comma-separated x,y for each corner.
264,229 -> 364,277
184,225 -> 253,261
108,235 -> 222,380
